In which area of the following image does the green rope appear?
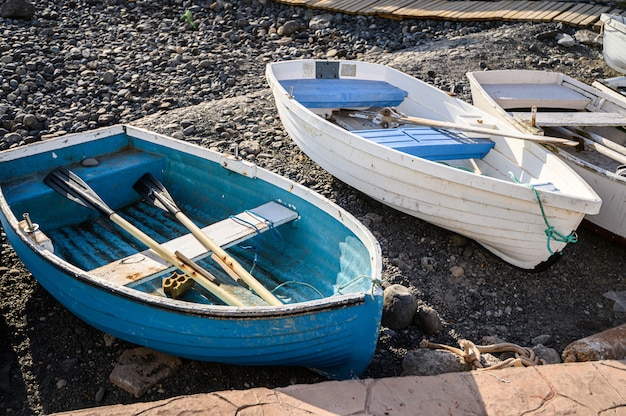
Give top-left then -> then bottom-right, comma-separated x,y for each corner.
509,172 -> 578,254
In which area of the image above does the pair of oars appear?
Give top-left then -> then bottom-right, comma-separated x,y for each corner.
44,168 -> 282,307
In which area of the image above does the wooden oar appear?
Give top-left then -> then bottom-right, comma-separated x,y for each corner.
551,126 -> 626,166
133,173 -> 283,306
397,114 -> 580,147
44,167 -> 249,307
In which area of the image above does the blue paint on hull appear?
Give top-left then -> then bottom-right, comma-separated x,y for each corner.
0,126 -> 383,379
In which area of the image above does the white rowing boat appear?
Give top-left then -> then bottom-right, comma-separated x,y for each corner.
467,69 -> 626,245
267,60 -> 601,271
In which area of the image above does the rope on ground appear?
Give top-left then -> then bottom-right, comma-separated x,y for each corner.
420,339 -> 546,370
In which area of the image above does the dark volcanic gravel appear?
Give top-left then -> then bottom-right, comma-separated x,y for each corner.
1,0 -> 625,414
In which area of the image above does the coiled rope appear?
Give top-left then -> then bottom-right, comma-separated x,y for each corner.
420,339 -> 546,370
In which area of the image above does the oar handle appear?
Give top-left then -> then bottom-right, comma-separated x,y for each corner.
109,213 -> 247,307
174,212 -> 283,306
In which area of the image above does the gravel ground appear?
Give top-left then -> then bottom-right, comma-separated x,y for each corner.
1,0 -> 626,414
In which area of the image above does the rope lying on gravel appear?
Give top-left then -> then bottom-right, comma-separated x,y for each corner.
420,339 -> 546,370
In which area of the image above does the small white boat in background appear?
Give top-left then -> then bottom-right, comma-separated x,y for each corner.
267,60 -> 601,271
467,69 -> 626,245
600,13 -> 626,75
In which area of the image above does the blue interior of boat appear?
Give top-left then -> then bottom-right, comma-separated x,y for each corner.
0,132 -> 375,305
353,127 -> 495,160
279,79 -> 408,108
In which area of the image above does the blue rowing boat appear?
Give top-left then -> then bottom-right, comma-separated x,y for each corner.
0,125 -> 383,379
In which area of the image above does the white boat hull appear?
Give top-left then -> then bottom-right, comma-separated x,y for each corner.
268,60 -> 601,270
467,69 -> 626,244
601,13 -> 626,74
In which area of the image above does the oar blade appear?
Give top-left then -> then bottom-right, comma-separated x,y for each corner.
44,167 -> 114,216
133,173 -> 180,214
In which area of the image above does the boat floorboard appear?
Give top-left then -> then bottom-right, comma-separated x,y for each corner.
89,201 -> 299,287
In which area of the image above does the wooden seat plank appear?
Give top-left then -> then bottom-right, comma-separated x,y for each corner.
90,202 -> 299,286
510,111 -> 626,127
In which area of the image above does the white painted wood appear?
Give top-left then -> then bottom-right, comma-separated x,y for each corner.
510,111 -> 626,127
90,202 -> 298,286
268,61 -> 602,270
601,13 -> 626,74
482,83 -> 590,110
468,69 -> 626,242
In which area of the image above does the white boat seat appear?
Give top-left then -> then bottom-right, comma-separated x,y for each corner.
89,202 -> 299,287
354,127 -> 494,160
511,111 -> 626,127
279,79 -> 408,109
483,83 -> 591,110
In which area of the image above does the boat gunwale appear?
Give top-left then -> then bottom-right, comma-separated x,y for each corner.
0,125 -> 383,318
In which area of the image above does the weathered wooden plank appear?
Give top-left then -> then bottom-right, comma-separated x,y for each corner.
556,3 -> 598,24
440,1 -> 478,18
273,0 -> 625,28
393,0 -> 451,19
373,0 -> 416,18
531,2 -> 577,21
342,0 -> 381,14
501,1 -> 535,19
568,4 -> 611,26
469,1 -> 520,20
462,1 -> 518,20
510,111 -> 626,127
516,1 -> 558,21
552,3 -> 593,23
445,2 -> 486,19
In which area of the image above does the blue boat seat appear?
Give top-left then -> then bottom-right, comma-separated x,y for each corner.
354,127 -> 495,160
279,79 -> 408,108
4,151 -> 166,228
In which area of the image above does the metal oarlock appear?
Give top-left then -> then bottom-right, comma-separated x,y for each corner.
19,213 -> 54,252
23,212 -> 39,232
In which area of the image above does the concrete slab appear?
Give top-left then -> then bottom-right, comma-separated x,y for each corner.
52,360 -> 626,416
